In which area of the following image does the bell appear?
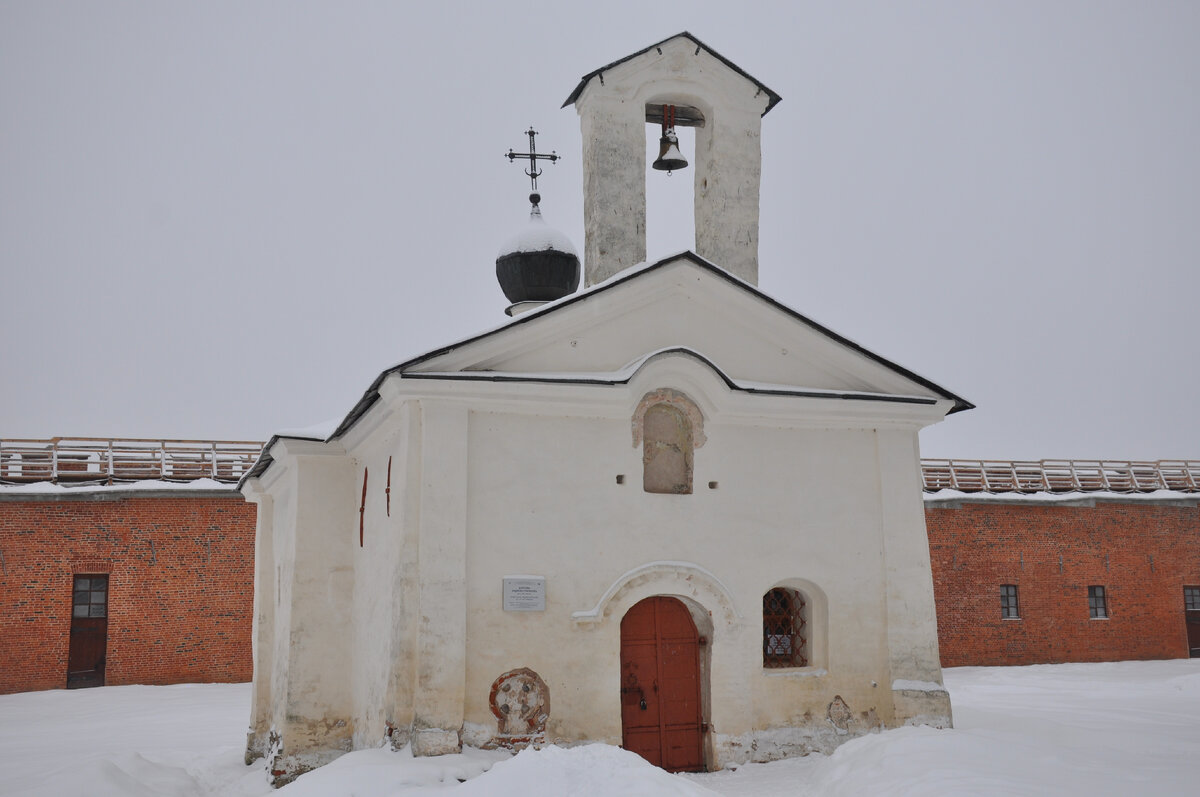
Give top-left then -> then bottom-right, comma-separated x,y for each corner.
652,129 -> 688,173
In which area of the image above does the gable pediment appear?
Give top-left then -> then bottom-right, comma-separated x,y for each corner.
400,254 -> 970,412
563,32 -> 782,117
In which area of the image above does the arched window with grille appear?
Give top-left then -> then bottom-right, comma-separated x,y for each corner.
763,587 -> 808,668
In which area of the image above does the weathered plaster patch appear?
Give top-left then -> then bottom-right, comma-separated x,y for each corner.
892,688 -> 953,729
714,719 -> 877,764
412,727 -> 462,757
461,722 -> 493,749
714,692 -> 888,766
267,716 -> 354,785
826,695 -> 852,735
244,728 -> 271,766
892,678 -> 946,692
385,720 -> 411,751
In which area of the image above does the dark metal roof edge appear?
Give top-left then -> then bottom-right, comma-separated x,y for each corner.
403,347 -> 738,390
739,387 -> 939,406
319,256 -> 704,448
237,422 -> 359,488
639,255 -> 972,414
238,436 -> 278,488
403,347 -> 940,407
562,32 -> 783,117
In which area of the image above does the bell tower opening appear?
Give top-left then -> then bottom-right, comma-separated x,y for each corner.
645,103 -> 700,263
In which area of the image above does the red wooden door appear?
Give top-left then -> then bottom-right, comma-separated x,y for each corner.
620,596 -> 704,772
67,575 -> 108,688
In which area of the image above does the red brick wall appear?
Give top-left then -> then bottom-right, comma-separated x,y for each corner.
4,489 -> 1197,693
0,491 -> 256,694
927,498 -> 1200,667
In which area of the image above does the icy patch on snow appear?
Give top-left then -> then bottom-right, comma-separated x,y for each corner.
275,744 -> 509,795
20,752 -> 217,797
278,743 -> 717,797
0,683 -> 268,797
442,744 -> 719,797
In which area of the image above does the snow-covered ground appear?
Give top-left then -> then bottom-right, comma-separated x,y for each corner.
1,660 -> 1197,796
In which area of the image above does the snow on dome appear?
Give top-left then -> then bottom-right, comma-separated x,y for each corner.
497,210 -> 578,257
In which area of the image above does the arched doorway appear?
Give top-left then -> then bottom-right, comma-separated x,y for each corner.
619,596 -> 704,772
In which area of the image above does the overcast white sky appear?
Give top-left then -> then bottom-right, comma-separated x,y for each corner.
2,1 -> 1197,460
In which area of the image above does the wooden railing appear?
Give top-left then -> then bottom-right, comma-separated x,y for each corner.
3,438 -> 1197,494
921,459 -> 1200,494
0,438 -> 265,485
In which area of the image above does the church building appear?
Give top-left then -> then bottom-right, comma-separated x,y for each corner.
239,33 -> 971,782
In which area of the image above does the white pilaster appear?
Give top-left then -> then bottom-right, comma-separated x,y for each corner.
411,401 -> 470,755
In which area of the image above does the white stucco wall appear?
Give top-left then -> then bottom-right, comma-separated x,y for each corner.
312,349 -> 945,767
443,361 -> 944,762
347,414 -> 406,751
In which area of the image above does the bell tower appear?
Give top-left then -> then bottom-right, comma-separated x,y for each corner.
563,32 -> 781,286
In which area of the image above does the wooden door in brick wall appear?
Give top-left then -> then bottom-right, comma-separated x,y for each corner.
620,596 -> 704,772
1186,587 -> 1200,658
67,575 -> 108,688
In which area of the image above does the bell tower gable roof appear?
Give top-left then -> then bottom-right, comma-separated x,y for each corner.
562,31 -> 782,115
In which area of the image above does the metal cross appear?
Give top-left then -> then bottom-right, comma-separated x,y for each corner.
505,128 -> 559,193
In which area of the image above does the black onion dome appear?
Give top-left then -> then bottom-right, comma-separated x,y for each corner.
495,208 -> 580,304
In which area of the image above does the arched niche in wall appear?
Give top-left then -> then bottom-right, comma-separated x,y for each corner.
632,388 -> 706,495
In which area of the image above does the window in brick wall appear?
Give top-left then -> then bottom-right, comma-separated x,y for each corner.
1186,587 -> 1200,659
1088,585 -> 1108,619
1000,584 -> 1020,619
73,575 -> 108,618
763,587 -> 808,668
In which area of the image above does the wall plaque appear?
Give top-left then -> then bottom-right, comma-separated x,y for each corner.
503,576 -> 546,612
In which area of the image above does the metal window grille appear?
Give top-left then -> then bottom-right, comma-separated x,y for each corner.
1088,585 -> 1108,619
73,575 -> 108,619
1000,584 -> 1020,619
763,587 -> 807,668
1185,587 -> 1200,611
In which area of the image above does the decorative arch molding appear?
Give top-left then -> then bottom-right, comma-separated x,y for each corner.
572,560 -> 741,627
632,388 -> 707,449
